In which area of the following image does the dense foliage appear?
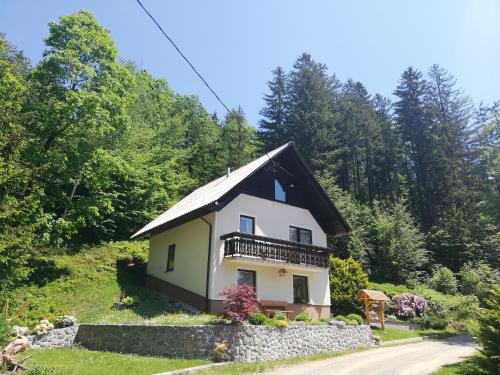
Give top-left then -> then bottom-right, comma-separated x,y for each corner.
428,266 -> 458,295
477,286 -> 500,374
260,53 -> 499,284
328,257 -> 368,313
0,314 -> 11,347
0,12 -> 257,301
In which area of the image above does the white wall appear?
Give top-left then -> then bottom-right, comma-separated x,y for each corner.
216,193 -> 326,246
147,213 -> 214,297
210,194 -> 330,305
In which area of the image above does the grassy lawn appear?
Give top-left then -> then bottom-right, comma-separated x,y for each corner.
18,348 -> 210,375
431,354 -> 486,374
371,327 -> 459,342
10,242 -> 219,328
198,347 -> 375,374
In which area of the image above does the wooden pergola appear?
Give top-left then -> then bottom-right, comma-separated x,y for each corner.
356,289 -> 390,330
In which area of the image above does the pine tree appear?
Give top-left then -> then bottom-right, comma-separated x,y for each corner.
286,53 -> 339,170
394,67 -> 433,227
372,94 -> 402,203
259,66 -> 289,151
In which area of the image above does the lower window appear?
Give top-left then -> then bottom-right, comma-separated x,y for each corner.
237,269 -> 256,289
293,275 -> 309,304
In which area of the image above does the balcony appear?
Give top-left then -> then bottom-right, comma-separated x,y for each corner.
220,232 -> 329,268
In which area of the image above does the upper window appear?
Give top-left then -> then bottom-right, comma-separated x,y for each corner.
293,275 -> 309,304
166,244 -> 175,272
274,179 -> 286,202
237,269 -> 256,288
289,226 -> 312,245
239,215 -> 255,234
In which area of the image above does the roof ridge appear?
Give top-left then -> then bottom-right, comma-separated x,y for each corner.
131,142 -> 292,238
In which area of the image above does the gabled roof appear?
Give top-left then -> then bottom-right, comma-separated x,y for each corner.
356,289 -> 390,302
131,142 -> 292,238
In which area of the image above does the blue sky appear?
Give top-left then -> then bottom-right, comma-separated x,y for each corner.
1,0 -> 499,126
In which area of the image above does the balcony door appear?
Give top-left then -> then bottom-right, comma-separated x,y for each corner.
289,226 -> 312,245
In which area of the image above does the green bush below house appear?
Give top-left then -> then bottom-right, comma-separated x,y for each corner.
248,313 -> 267,325
334,315 -> 358,326
295,311 -> 311,322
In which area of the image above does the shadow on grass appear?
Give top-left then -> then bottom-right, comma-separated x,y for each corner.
115,262 -> 190,320
436,354 -> 485,374
26,257 -> 72,287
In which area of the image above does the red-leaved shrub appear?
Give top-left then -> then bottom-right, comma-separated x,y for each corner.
219,284 -> 256,325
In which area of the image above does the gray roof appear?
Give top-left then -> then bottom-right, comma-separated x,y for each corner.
131,142 -> 292,238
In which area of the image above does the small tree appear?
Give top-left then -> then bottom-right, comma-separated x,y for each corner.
372,201 -> 428,284
329,257 -> 368,314
428,266 -> 458,295
219,284 -> 256,325
459,262 -> 499,302
477,286 -> 500,374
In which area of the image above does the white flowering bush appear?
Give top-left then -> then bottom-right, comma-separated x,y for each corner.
33,319 -> 54,335
11,325 -> 29,336
54,315 -> 78,328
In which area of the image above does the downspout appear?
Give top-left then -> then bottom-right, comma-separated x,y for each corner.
200,216 -> 213,313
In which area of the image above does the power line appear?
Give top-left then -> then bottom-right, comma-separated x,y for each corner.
135,0 -> 231,113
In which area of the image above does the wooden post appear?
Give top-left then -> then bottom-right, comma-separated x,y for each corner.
364,298 -> 371,325
380,301 -> 385,330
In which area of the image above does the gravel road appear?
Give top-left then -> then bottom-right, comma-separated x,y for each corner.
266,336 -> 477,375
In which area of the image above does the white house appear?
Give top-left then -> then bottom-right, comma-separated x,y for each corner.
131,142 -> 349,319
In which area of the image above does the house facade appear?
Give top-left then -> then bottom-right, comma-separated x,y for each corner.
132,142 -> 349,319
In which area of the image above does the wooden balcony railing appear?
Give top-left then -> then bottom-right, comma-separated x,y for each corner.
220,232 -> 329,268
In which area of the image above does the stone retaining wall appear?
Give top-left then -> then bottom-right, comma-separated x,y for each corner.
28,325 -> 79,349
28,323 -> 372,362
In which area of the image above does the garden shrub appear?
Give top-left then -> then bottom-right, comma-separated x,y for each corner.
248,312 -> 267,325
213,342 -> 227,362
335,315 -> 357,325
219,284 -> 256,325
428,266 -> 458,295
0,314 -> 12,347
477,286 -> 500,374
391,293 -> 426,319
459,262 -> 499,302
329,257 -> 368,314
295,311 -> 311,322
273,319 -> 288,328
346,313 -> 363,325
54,315 -> 77,328
410,316 -> 449,330
371,281 -> 480,321
273,312 -> 287,321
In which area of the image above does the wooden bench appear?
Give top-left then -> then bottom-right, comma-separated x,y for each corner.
259,300 -> 293,319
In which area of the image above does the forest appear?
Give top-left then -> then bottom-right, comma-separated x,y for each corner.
0,10 -> 498,302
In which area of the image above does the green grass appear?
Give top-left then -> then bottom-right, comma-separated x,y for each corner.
431,354 -> 486,374
371,327 -> 459,342
10,242 -> 217,328
18,348 -> 210,375
197,347 -> 374,374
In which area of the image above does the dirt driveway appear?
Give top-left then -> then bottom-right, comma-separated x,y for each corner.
266,336 -> 477,375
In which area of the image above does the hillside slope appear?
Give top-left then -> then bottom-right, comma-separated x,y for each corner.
10,242 -> 213,328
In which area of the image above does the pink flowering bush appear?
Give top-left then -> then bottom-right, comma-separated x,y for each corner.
391,293 -> 426,319
219,284 -> 256,325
